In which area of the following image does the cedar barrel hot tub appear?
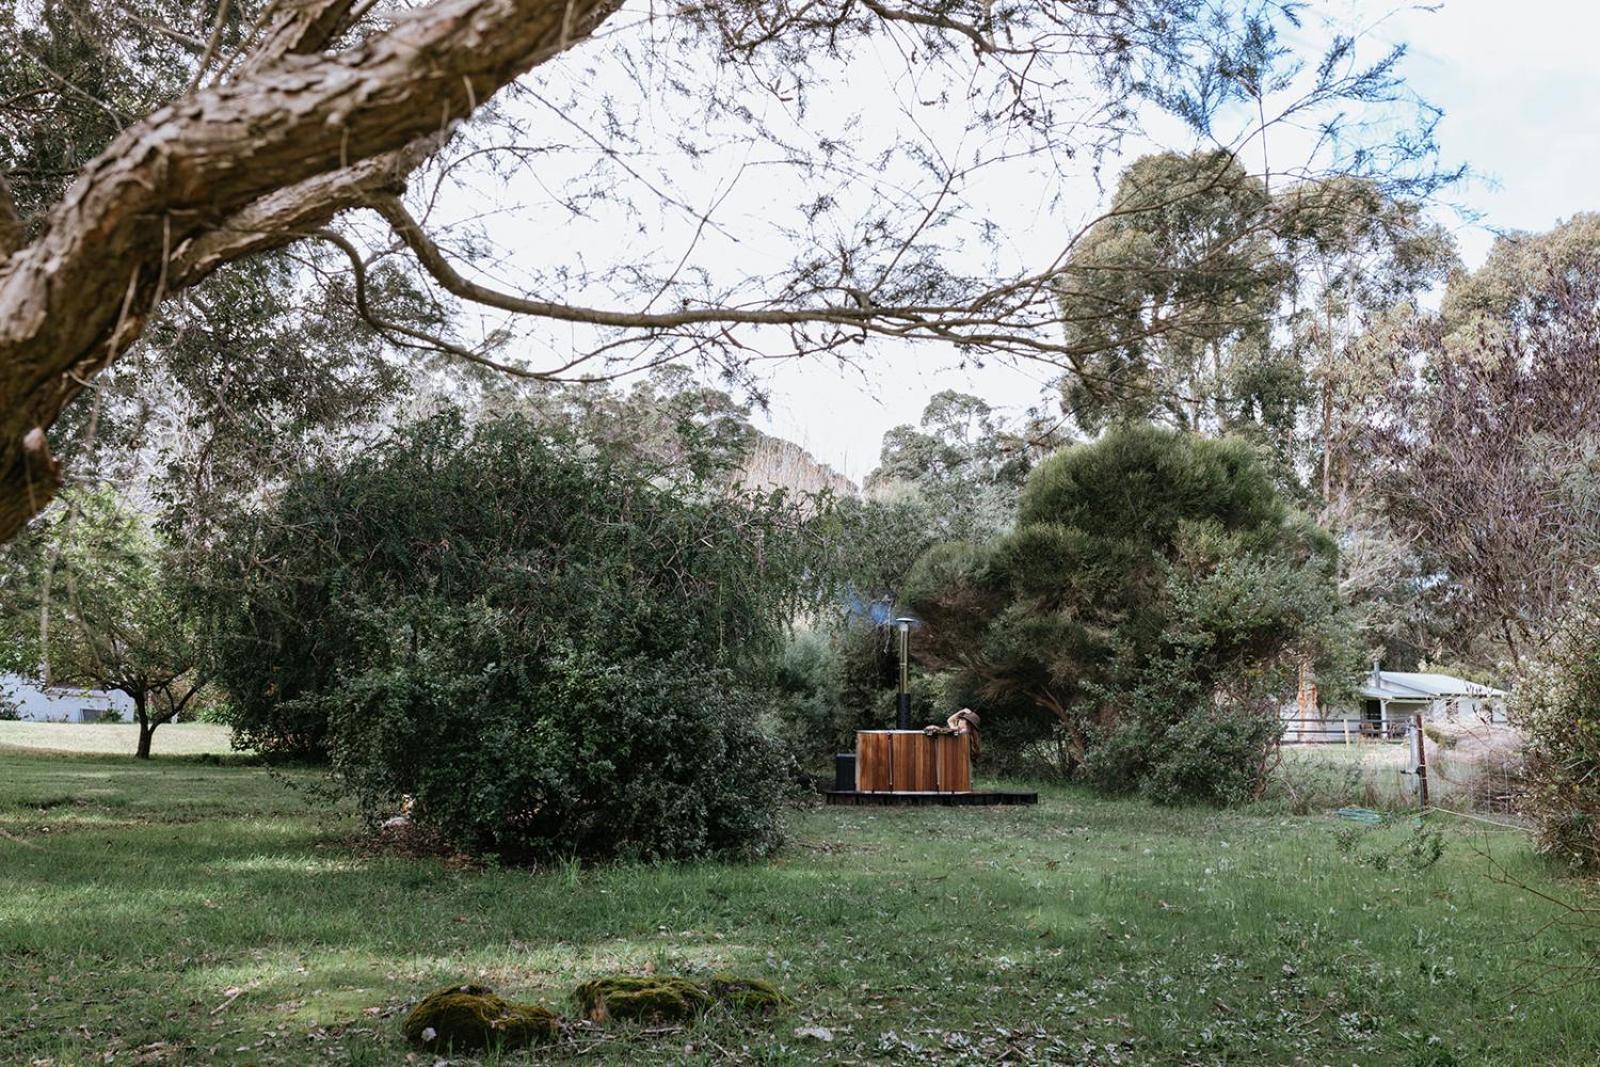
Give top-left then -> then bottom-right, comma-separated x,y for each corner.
824,729 -> 1037,806
854,729 -> 971,792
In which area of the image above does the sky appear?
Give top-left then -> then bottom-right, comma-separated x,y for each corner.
432,0 -> 1600,485
745,0 -> 1600,481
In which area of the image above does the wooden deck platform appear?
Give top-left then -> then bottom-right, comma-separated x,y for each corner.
824,790 -> 1038,807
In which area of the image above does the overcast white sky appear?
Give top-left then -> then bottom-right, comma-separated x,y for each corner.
742,0 -> 1600,481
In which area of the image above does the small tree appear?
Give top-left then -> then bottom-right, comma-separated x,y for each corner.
0,490 -> 207,758
906,423 -> 1350,801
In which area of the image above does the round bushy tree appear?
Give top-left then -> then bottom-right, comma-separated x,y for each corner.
906,423 -> 1350,803
204,411 -> 805,861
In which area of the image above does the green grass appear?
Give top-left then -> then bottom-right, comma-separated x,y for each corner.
0,721 -> 236,757
1,750 -> 1597,1065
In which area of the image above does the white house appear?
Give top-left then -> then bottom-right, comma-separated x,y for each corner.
1283,666 -> 1507,743
1,672 -> 137,723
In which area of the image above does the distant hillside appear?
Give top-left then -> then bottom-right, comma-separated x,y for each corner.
737,434 -> 858,499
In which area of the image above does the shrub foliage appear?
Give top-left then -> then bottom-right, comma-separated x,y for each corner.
204,412 -> 806,860
1515,594 -> 1600,871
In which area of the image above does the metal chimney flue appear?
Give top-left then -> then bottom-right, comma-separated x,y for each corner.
895,617 -> 914,730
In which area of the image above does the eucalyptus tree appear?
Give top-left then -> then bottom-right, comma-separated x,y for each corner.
1054,150 -> 1291,440
868,390 -> 1064,542
1276,176 -> 1456,515
1055,151 -> 1455,488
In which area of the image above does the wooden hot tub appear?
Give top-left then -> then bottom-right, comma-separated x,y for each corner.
854,729 -> 971,793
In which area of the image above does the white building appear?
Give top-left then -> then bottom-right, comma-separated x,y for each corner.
1283,667 -> 1507,743
1,672 -> 137,723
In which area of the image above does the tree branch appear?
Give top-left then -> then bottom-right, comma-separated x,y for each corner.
187,0 -> 235,93
858,0 -> 996,54
311,226 -> 547,379
370,195 -> 876,330
168,138 -> 438,288
233,0 -> 360,77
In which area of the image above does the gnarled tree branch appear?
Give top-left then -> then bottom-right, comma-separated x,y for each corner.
168,138 -> 439,287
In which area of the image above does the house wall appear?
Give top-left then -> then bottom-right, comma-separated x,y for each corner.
0,673 -> 136,723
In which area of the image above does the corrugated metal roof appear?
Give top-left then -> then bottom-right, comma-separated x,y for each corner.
1358,670 -> 1505,701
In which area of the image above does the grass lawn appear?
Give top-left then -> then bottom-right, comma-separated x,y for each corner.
2,750 -> 1597,1066
0,721 -> 236,758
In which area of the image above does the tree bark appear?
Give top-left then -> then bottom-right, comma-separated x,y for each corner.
134,693 -> 153,759
0,0 -> 620,542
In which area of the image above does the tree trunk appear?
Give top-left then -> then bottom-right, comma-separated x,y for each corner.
134,694 -> 153,760
1500,617 -> 1522,671
0,0 -> 620,541
1320,377 -> 1334,512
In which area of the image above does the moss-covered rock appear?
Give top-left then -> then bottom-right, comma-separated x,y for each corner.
401,984 -> 559,1051
707,975 -> 790,1013
573,976 -> 713,1023
573,974 -> 790,1023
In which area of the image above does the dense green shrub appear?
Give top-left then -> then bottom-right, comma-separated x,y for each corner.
337,647 -> 785,860
767,629 -> 847,763
907,423 -> 1350,802
202,411 -> 806,861
1514,595 -> 1600,871
1112,705 -> 1286,806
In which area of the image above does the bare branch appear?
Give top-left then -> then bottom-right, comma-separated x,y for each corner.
311,226 -> 548,379
370,194 -> 873,330
188,0 -> 235,93
858,0 -> 995,55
